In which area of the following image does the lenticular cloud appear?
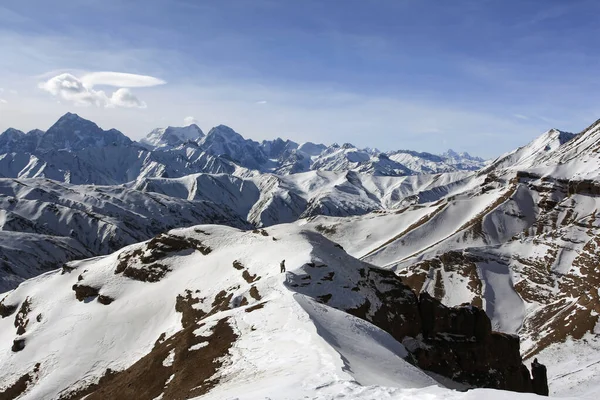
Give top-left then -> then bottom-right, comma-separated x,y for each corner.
39,71 -> 166,108
79,72 -> 166,89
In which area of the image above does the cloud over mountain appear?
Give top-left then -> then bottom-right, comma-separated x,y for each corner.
184,116 -> 199,125
38,71 -> 165,109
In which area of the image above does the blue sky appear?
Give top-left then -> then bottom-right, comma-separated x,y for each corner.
0,0 -> 599,157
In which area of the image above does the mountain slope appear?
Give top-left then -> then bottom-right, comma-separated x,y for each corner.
0,169 -> 475,292
0,225 -> 546,399
0,178 -> 250,292
294,120 -> 600,398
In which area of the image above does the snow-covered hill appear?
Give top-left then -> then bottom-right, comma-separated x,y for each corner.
0,225 -> 548,399
0,168 -> 473,292
130,169 -> 472,226
0,164 -> 479,294
0,178 -> 250,292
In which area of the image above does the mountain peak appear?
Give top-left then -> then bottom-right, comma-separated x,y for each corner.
204,125 -> 247,144
208,125 -> 240,137
51,112 -> 99,130
184,123 -> 201,130
141,124 -> 205,149
37,112 -> 131,152
445,149 -> 459,157
0,127 -> 25,137
545,128 -> 576,145
57,112 -> 86,123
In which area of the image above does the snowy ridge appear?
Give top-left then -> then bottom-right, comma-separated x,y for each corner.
0,225 -> 550,399
0,178 -> 250,292
0,169 -> 473,292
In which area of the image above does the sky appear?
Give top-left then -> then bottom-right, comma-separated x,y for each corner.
0,0 -> 599,158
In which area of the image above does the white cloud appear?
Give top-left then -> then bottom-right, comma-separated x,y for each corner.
0,98 -> 7,104
183,116 -> 198,126
109,88 -> 146,108
80,72 -> 165,89
514,114 -> 529,120
39,73 -> 107,107
256,100 -> 267,104
38,72 -> 164,109
9,89 -> 17,95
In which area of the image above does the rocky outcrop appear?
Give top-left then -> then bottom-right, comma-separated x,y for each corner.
114,233 -> 212,283
72,284 -> 100,301
0,299 -> 18,318
410,293 -> 540,393
531,358 -> 549,396
297,262 -> 548,394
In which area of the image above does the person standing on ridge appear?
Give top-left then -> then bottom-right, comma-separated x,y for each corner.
280,259 -> 286,273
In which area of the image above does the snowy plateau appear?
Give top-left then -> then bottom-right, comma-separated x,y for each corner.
0,113 -> 599,400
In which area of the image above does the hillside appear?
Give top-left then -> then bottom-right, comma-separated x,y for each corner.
298,121 -> 600,398
0,178 -> 249,292
0,225 -> 548,399
0,169 -> 472,291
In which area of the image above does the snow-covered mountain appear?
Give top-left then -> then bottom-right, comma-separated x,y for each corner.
0,225 -> 548,399
0,167 -> 475,293
37,112 -> 133,152
3,111 -> 600,399
0,129 -> 43,154
294,121 -> 600,398
0,113 -> 486,185
140,124 -> 204,149
0,178 -> 250,292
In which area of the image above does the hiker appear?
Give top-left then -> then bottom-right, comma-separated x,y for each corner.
280,259 -> 286,273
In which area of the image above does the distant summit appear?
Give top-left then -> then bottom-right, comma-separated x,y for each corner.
141,124 -> 205,149
37,112 -> 132,152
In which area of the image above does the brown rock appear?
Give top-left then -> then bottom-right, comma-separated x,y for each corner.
11,338 -> 26,352
97,295 -> 115,305
72,284 -> 100,301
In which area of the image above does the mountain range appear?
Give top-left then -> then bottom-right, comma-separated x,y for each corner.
0,112 -> 486,185
1,112 -> 599,399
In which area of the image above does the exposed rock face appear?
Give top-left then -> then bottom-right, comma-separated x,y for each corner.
418,292 -> 490,339
114,233 -> 212,283
531,358 -> 549,396
345,267 -> 422,341
12,338 -> 26,352
72,284 -> 100,301
0,362 -> 40,399
295,261 -> 548,394
0,298 -> 18,318
411,293 -> 538,392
